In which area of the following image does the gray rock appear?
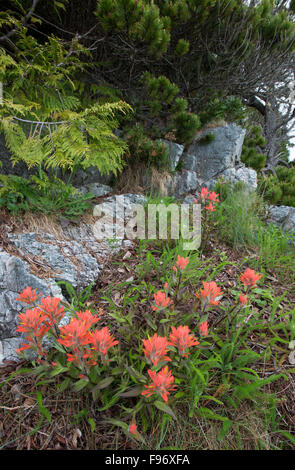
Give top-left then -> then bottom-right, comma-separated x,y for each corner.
0,249 -> 64,362
268,204 -> 295,237
167,170 -> 202,197
158,124 -> 255,198
7,232 -> 100,289
268,205 -> 294,226
182,124 -> 246,180
160,139 -> 184,171
77,182 -> 112,197
205,165 -> 257,191
70,166 -> 114,187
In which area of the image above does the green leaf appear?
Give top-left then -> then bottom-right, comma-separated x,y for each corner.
88,418 -> 96,433
104,418 -> 128,431
217,419 -> 232,441
197,407 -> 228,422
94,376 -> 114,390
50,365 -> 69,377
126,366 -> 146,382
278,431 -> 295,446
73,379 -> 89,392
154,400 -> 177,420
119,386 -> 143,397
57,377 -> 71,392
36,391 -> 51,423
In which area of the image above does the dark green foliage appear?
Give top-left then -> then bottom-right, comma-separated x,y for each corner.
199,96 -> 246,127
137,73 -> 201,146
124,124 -> 169,170
241,125 -> 267,171
259,166 -> 295,207
0,26 -> 132,177
0,173 -> 94,218
199,132 -> 216,145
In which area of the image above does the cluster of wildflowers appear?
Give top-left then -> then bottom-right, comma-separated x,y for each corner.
238,268 -> 262,307
196,187 -> 220,212
196,281 -> 223,310
240,268 -> 262,289
141,323 -> 205,402
172,255 -> 189,272
15,289 -> 118,370
15,260 -> 264,436
152,291 -> 171,311
169,325 -> 200,357
142,333 -> 171,366
141,367 -> 177,403
16,308 -> 50,356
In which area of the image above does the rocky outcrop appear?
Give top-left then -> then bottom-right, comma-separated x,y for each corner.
163,124 -> 256,197
161,139 -> 184,171
268,205 -> 295,243
183,124 -> 246,179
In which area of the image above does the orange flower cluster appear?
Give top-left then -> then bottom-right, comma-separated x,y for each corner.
143,325 -> 200,368
15,290 -> 66,355
15,288 -> 118,366
40,296 -> 65,328
58,311 -> 118,365
89,327 -> 119,362
169,325 -> 199,357
172,255 -> 189,272
128,422 -> 138,435
16,286 -> 38,304
141,366 -> 177,403
152,291 -> 171,311
143,333 -> 171,366
196,281 -> 223,309
141,324 -> 204,402
198,187 -> 220,212
199,321 -> 208,337
239,292 -> 247,306
240,268 -> 262,289
16,307 -> 49,355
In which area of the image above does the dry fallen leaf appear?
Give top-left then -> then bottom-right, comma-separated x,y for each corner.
113,292 -> 121,302
288,350 -> 295,365
23,397 -> 35,408
72,428 -> 82,448
123,251 -> 132,260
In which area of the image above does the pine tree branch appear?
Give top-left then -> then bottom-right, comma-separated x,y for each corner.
0,0 -> 41,43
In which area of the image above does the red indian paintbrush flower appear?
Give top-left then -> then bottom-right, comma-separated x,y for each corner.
172,255 -> 189,271
169,325 -> 199,357
141,366 -> 177,402
142,333 -> 171,366
17,308 -> 49,337
239,292 -> 247,305
58,310 -> 99,349
208,191 -> 220,203
152,291 -> 171,311
128,422 -> 137,435
197,281 -> 223,307
205,201 -> 216,212
16,286 -> 38,304
89,327 -> 118,361
200,187 -> 209,201
199,321 -> 208,336
40,296 -> 65,327
240,268 -> 262,288
16,307 -> 49,355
